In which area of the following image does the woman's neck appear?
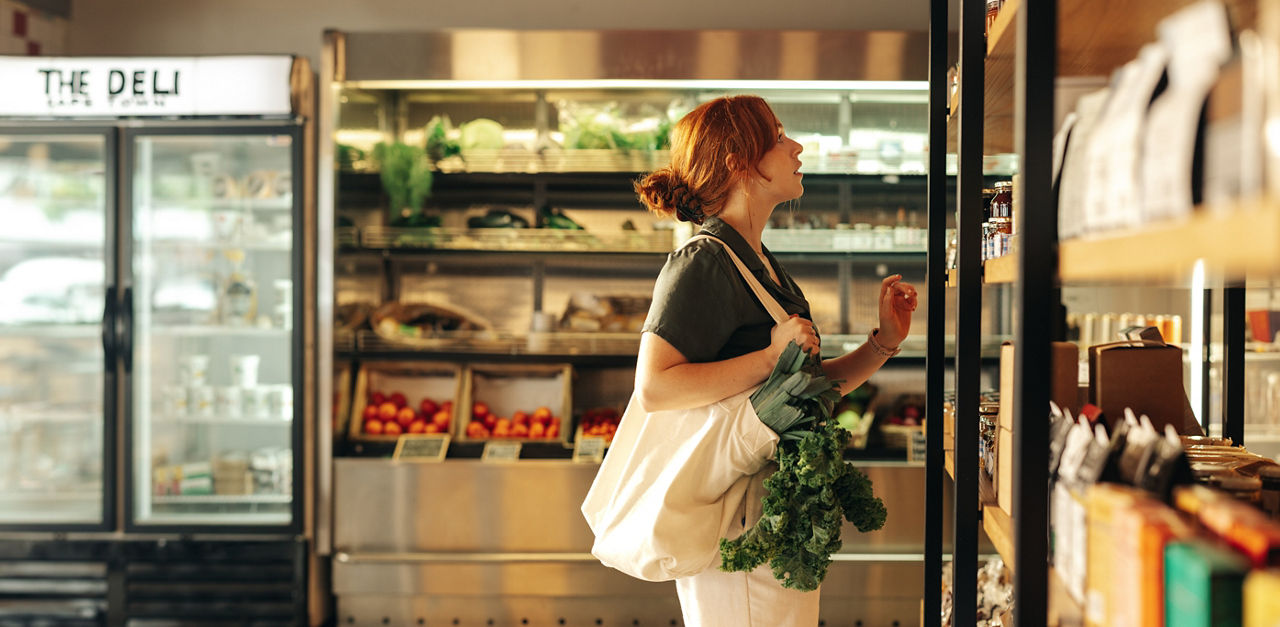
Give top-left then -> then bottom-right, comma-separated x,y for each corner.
715,188 -> 772,254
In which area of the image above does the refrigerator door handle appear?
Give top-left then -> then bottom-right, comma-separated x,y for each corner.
102,286 -> 117,367
121,286 -> 134,374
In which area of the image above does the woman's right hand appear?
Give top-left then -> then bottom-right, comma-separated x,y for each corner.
770,314 -> 820,360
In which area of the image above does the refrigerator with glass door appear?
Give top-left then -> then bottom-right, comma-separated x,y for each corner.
0,54 -> 314,625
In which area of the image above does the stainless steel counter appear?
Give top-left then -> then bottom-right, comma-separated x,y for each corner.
332,459 -> 953,626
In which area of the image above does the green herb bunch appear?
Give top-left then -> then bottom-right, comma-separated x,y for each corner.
719,342 -> 888,591
372,141 -> 433,225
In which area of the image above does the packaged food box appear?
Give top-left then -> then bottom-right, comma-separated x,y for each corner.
1164,540 -> 1248,627
1243,569 -> 1280,627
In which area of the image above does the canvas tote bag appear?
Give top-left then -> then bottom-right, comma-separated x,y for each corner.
581,234 -> 791,582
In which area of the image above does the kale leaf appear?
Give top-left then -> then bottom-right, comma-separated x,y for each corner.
719,342 -> 888,591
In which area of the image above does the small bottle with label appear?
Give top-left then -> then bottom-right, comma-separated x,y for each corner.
221,248 -> 257,326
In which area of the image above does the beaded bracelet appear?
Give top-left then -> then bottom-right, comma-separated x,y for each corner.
867,328 -> 902,358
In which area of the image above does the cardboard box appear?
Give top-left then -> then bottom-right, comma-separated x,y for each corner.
1088,341 -> 1202,435
1164,541 -> 1248,627
1244,569 -> 1280,627
999,341 -> 1080,431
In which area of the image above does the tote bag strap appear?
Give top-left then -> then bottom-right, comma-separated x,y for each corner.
684,234 -> 790,325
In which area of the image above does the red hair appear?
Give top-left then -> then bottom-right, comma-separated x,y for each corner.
634,95 -> 780,223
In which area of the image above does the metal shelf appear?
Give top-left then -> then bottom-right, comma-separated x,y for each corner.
148,325 -> 291,338
143,197 -> 293,212
152,494 -> 291,505
0,324 -> 100,338
338,230 -> 933,258
151,416 -> 291,427
145,239 -> 292,252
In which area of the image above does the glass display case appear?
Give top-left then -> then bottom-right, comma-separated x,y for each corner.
128,131 -> 300,527
0,131 -> 111,527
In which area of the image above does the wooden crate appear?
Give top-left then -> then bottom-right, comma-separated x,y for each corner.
457,363 -> 572,443
348,362 -> 464,442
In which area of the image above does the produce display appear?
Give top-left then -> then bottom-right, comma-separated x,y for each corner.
360,388 -> 453,437
464,402 -> 562,440
719,342 -> 888,591
577,406 -> 621,442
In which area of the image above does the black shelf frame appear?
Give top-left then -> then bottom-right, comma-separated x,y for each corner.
923,0 -> 949,621
1012,0 -> 1057,620
950,0 -> 986,624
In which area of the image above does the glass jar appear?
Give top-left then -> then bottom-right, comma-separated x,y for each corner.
986,0 -> 1002,37
990,181 -> 1013,219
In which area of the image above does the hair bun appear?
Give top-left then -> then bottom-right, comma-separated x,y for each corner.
635,168 -> 706,224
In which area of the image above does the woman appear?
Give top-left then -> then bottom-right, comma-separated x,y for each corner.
633,95 -> 918,625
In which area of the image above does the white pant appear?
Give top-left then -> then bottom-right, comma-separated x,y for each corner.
675,467 -> 820,627
675,562 -> 821,626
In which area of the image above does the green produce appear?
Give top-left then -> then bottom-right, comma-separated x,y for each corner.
424,115 -> 462,161
719,341 -> 887,591
467,209 -> 530,229
537,205 -> 584,230
458,118 -> 505,151
372,142 -> 433,224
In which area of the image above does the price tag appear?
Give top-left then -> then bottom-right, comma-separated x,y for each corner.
573,436 -> 607,463
392,434 -> 450,463
481,441 -> 522,463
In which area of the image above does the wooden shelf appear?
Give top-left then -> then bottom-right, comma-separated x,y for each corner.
1059,197 -> 1280,283
982,504 -> 1015,570
944,255 -> 1016,286
984,254 -> 1018,284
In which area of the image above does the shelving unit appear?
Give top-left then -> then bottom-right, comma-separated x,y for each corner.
932,0 -> 1272,624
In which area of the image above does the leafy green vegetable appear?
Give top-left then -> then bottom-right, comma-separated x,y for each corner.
720,341 -> 887,591
372,142 -> 433,223
424,115 -> 462,162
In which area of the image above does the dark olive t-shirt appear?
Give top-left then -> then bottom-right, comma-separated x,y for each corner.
641,217 -> 813,363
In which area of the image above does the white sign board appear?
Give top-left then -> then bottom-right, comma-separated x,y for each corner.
0,55 -> 295,117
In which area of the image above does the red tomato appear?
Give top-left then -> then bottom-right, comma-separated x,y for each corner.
419,398 -> 439,417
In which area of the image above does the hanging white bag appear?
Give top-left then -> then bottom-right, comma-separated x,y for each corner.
580,234 -> 790,581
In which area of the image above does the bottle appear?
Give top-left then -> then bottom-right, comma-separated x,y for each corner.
221,249 -> 257,326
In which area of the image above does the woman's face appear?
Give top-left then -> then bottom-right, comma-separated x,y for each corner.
753,125 -> 804,204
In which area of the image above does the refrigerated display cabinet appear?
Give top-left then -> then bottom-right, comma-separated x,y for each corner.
0,54 -> 314,625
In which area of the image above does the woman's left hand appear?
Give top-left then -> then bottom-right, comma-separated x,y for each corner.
877,274 -> 918,348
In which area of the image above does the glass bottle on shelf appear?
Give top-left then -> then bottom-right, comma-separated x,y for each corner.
220,248 -> 257,326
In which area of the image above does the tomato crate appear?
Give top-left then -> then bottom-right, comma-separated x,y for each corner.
457,363 -> 572,444
349,362 -> 464,442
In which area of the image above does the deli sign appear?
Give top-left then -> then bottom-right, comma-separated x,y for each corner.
0,56 -> 295,117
